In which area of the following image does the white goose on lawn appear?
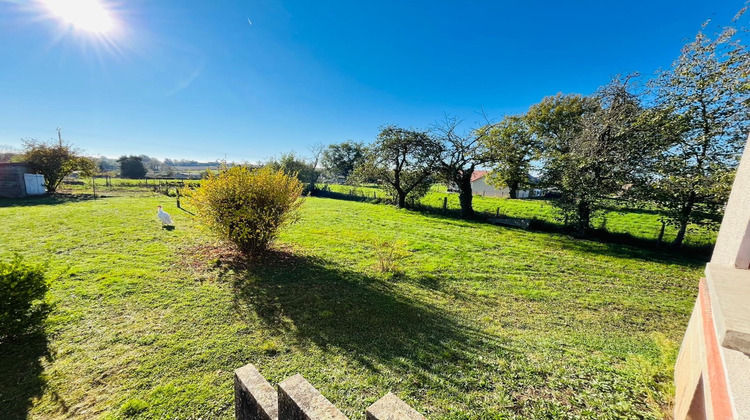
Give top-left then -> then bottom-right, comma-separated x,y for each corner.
157,205 -> 173,226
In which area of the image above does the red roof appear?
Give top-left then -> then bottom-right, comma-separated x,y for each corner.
470,170 -> 488,182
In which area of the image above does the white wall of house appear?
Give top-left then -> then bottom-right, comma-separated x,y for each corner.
471,177 -> 537,198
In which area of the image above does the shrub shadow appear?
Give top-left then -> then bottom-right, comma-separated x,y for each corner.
231,251 -> 518,393
0,332 -> 50,419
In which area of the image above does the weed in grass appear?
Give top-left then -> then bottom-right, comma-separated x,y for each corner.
120,398 -> 149,417
372,238 -> 410,276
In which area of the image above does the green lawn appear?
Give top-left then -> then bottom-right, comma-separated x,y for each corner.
322,183 -> 717,250
0,193 -> 703,419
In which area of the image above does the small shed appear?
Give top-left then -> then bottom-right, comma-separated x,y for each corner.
0,163 -> 46,198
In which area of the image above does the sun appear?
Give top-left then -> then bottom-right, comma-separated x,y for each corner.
40,0 -> 115,34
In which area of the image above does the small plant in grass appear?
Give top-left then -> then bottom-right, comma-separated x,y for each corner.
190,165 -> 304,256
120,398 -> 148,417
372,238 -> 410,276
0,255 -> 49,339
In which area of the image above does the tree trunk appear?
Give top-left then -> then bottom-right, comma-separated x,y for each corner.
577,199 -> 591,234
672,192 -> 696,249
397,190 -> 407,208
458,176 -> 474,219
509,181 -> 519,199
672,220 -> 689,249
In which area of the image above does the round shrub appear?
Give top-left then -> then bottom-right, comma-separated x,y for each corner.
191,165 -> 304,255
0,255 -> 48,338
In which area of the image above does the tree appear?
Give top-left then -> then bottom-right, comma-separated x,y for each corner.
643,17 -> 750,247
321,141 -> 366,180
357,126 -> 442,208
96,157 -> 118,173
0,144 -> 19,163
432,116 -> 490,218
118,155 -> 147,179
21,139 -> 95,192
529,79 -> 644,233
480,115 -> 539,199
267,153 -> 318,193
307,142 -> 325,191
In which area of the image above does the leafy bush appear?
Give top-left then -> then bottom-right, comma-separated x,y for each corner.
191,165 -> 304,255
0,255 -> 48,338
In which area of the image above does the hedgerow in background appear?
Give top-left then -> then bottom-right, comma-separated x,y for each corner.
190,165 -> 304,255
0,255 -> 49,339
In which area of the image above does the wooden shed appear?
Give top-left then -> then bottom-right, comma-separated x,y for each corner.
0,163 -> 46,198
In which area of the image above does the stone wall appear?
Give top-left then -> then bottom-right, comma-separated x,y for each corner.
235,364 -> 427,420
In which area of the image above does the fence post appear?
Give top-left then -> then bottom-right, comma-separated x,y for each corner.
92,177 -> 97,199
443,197 -> 447,213
496,207 -> 499,217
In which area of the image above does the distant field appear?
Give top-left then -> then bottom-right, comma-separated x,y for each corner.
321,183 -> 717,250
0,192 -> 702,419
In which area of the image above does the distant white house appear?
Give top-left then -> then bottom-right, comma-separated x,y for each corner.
468,170 -> 543,198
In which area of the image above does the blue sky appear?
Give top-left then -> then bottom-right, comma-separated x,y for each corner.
0,0 -> 746,162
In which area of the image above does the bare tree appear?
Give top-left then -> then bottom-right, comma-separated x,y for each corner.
432,115 -> 491,218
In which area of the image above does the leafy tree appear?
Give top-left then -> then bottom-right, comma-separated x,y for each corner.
529,79 -> 644,233
21,139 -> 95,192
480,115 -> 539,199
191,165 -> 304,256
356,126 -> 442,208
643,17 -> 750,247
321,141 -> 365,180
432,116 -> 490,218
97,157 -> 118,173
267,153 -> 319,193
118,155 -> 147,179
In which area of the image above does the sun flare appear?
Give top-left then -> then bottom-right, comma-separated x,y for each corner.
40,0 -> 114,33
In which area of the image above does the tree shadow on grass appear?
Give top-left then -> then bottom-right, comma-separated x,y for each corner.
230,251 -> 522,397
0,332 -> 50,419
0,193 -> 105,208
312,193 -> 714,263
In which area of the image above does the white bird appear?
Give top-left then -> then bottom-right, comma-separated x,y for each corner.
157,205 -> 173,226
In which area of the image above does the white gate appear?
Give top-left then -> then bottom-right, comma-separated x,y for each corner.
23,174 -> 46,195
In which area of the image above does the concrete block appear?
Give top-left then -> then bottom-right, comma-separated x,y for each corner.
705,264 -> 750,356
712,133 -> 750,268
235,363 -> 279,420
366,393 -> 426,420
278,374 -> 348,420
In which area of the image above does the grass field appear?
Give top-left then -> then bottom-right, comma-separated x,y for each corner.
321,183 -> 718,251
0,192 -> 704,419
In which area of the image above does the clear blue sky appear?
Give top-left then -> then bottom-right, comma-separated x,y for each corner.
0,0 -> 746,162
